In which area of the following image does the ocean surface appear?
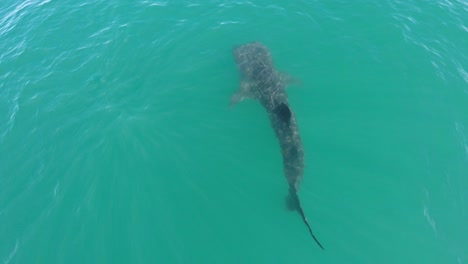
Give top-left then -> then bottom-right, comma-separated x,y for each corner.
1,0 -> 467,263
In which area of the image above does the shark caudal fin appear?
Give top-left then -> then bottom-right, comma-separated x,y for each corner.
287,185 -> 325,250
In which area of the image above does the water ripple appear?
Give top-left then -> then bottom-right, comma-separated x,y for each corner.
455,122 -> 468,158
3,239 -> 19,264
389,0 -> 467,96
139,0 -> 168,7
0,83 -> 21,142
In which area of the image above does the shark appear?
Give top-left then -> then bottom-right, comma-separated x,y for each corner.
231,41 -> 324,250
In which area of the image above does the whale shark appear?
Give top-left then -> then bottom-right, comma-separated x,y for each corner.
231,41 -> 324,250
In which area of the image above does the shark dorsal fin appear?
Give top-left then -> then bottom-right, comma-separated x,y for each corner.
273,103 -> 291,124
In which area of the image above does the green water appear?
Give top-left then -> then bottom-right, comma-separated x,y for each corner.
1,0 -> 467,263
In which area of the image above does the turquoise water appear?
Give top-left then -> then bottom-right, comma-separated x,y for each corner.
1,0 -> 467,263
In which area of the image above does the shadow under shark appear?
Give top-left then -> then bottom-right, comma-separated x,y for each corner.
231,41 -> 324,250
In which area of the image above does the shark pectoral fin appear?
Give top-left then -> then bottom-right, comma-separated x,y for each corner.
280,72 -> 302,87
230,80 -> 253,108
230,91 -> 245,108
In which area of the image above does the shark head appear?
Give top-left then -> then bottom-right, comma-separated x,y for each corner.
232,41 -> 274,79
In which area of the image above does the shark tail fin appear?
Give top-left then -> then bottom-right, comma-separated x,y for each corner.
288,185 -> 325,250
